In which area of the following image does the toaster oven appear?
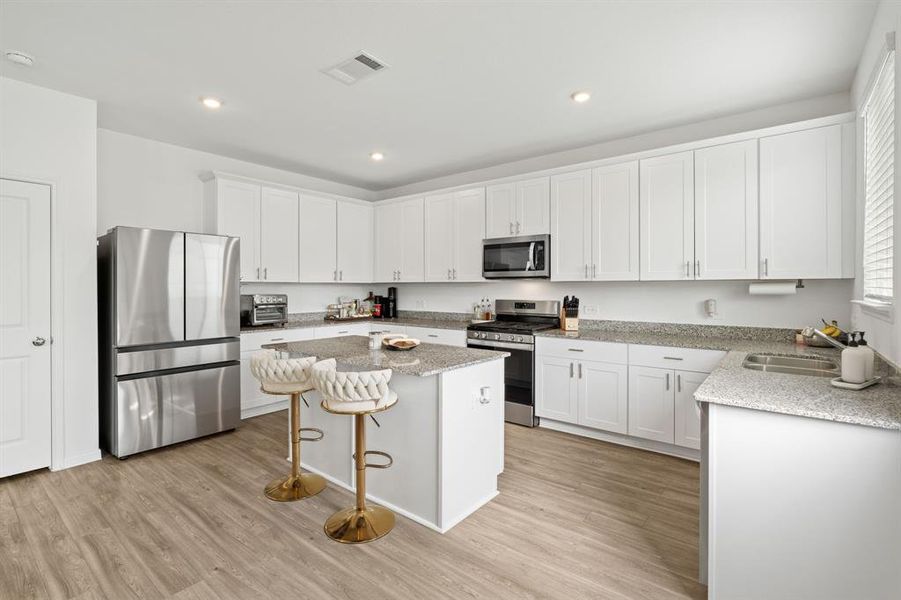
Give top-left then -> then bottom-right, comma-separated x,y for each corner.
240,294 -> 288,327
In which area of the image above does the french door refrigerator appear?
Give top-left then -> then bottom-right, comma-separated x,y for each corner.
98,227 -> 241,458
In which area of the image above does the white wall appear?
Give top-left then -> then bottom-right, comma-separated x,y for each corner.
376,92 -> 851,199
850,0 -> 901,365
0,77 -> 100,469
97,128 -> 375,235
389,280 -> 852,329
240,282 -> 369,314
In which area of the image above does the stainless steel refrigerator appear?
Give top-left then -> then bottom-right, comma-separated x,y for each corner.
98,227 -> 241,458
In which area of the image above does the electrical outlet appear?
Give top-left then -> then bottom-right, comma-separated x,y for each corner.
583,304 -> 599,316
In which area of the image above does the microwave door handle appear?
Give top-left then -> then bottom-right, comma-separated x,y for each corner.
526,242 -> 535,271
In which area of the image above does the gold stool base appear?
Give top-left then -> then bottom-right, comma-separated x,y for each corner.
264,473 -> 327,502
324,506 -> 395,543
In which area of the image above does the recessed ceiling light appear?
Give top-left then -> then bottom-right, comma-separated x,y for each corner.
5,50 -> 34,67
370,152 -> 385,161
200,97 -> 223,110
571,91 -> 591,103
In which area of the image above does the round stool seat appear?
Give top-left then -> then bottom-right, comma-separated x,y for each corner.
250,350 -> 317,394
312,358 -> 397,414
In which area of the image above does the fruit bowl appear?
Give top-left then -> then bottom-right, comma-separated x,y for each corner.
382,337 -> 421,351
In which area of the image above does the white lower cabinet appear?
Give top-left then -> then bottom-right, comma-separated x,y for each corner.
577,360 -> 628,434
536,356 -> 578,423
628,365 -> 676,443
405,326 -> 466,347
674,370 -> 706,450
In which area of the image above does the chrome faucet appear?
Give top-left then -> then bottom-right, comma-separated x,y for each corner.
813,328 -> 847,350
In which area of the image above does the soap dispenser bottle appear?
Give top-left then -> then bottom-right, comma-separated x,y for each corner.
857,331 -> 875,381
841,333 -> 866,384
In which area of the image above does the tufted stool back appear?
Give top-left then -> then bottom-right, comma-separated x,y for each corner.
250,350 -> 318,394
311,358 -> 397,414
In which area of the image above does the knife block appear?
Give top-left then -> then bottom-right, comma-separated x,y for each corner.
560,308 -> 579,332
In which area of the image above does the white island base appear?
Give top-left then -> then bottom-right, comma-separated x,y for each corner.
294,358 -> 505,534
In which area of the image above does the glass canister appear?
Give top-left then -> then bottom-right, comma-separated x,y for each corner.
369,330 -> 384,350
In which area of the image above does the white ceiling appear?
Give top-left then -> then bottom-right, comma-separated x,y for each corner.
0,1 -> 878,192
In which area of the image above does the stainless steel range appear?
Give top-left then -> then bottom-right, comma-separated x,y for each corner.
466,299 -> 560,427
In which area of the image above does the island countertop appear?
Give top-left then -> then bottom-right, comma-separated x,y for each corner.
262,335 -> 509,377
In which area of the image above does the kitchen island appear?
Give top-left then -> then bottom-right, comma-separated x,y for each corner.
262,335 -> 508,533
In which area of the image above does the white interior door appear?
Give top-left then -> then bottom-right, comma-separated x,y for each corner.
694,140 -> 759,280
0,179 -> 52,478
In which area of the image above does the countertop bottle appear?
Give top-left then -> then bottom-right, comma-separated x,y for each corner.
840,333 -> 866,384
857,331 -> 875,381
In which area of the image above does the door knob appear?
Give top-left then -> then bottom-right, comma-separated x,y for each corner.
32,337 -> 46,347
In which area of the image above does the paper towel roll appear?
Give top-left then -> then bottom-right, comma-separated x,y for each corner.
748,282 -> 797,295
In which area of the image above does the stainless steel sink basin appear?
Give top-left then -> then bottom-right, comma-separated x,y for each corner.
742,353 -> 840,378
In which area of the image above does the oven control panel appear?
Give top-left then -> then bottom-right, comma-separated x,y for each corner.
467,330 -> 533,345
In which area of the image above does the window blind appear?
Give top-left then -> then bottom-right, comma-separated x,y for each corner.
863,50 -> 895,304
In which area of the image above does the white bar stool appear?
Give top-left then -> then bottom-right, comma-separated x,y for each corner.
250,350 -> 327,502
311,358 -> 397,543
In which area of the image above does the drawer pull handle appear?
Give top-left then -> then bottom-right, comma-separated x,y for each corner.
270,337 -> 285,341
568,348 -> 584,352
338,330 -> 349,334
428,334 -> 439,338
663,356 -> 683,361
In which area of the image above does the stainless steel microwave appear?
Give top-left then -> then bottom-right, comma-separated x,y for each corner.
482,234 -> 550,279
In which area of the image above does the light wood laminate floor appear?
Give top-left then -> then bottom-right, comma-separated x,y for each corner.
1,411 -> 706,599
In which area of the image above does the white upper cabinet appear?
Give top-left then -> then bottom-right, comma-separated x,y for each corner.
259,187 -> 299,282
453,188 -> 486,281
485,183 -> 517,238
424,188 -> 485,281
640,151 -> 695,281
486,177 -> 550,238
694,140 -> 759,280
593,161 -> 639,281
337,201 -> 373,283
204,176 -> 300,283
299,194 -> 338,282
209,178 -> 261,281
550,169 -> 593,281
376,198 -> 425,282
759,124 -> 844,279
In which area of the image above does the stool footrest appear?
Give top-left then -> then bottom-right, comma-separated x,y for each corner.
299,427 -> 324,442
355,450 -> 393,469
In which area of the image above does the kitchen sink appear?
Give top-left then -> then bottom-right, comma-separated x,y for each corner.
742,353 -> 840,378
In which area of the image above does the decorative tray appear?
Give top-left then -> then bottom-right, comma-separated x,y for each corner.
382,337 -> 421,351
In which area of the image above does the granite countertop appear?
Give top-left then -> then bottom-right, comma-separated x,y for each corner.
242,315 -> 470,333
262,335 -> 508,377
538,327 -> 901,430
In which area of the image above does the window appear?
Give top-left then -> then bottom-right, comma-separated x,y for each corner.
862,50 -> 895,305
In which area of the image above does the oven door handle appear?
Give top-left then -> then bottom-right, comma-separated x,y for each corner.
467,339 -> 533,352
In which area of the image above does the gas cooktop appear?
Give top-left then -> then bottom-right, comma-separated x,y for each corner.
466,299 -> 560,345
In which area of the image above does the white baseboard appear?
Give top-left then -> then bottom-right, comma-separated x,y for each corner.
52,448 -> 102,471
539,419 -> 700,462
241,399 -> 288,420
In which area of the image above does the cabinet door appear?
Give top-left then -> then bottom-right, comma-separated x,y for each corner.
535,356 -> 578,424
259,187 -> 299,282
453,188 -> 486,281
628,366 -> 675,443
240,350 -> 269,415
639,152 -> 694,281
578,360 -> 628,434
424,193 -> 455,281
374,202 -> 402,282
759,124 -> 843,279
337,200 -> 373,282
674,370 -> 706,450
516,177 -> 550,236
299,194 -> 337,282
216,178 -> 261,281
695,140 -> 759,280
485,183 -> 516,238
399,198 -> 425,281
550,170 -> 592,281
592,162 -> 639,281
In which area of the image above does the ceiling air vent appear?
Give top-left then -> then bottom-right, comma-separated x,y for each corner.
322,52 -> 389,85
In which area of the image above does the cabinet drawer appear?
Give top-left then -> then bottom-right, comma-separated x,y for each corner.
372,323 -> 407,336
240,328 -> 315,352
536,337 -> 628,364
628,344 -> 725,373
405,326 -> 466,347
315,323 -> 370,339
